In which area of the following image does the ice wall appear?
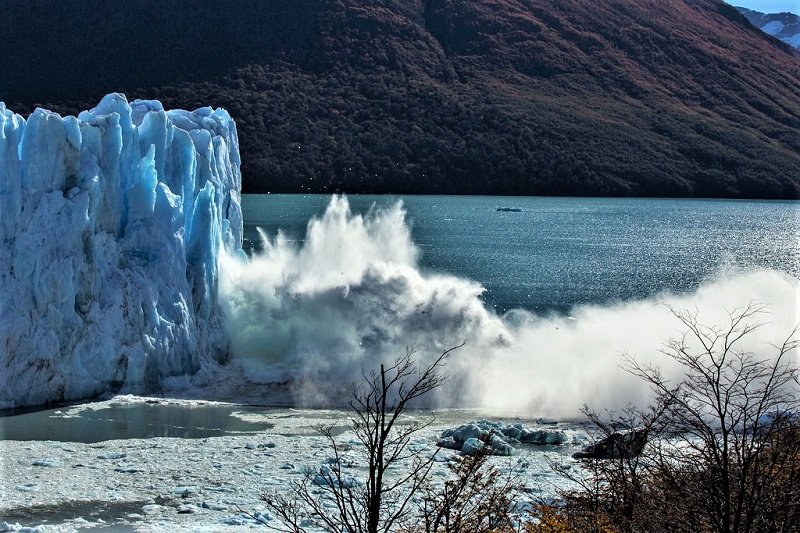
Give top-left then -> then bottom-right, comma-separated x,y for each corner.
0,94 -> 243,408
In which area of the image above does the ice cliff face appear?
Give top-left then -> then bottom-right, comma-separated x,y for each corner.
0,94 -> 243,408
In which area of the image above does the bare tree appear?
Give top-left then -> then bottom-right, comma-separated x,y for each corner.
418,433 -> 524,533
626,304 -> 799,533
550,405 -> 659,533
262,344 -> 463,533
548,304 -> 799,533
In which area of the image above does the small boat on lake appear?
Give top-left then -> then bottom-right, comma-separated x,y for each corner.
496,207 -> 523,212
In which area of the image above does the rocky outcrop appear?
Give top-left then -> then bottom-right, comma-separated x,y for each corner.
573,428 -> 648,460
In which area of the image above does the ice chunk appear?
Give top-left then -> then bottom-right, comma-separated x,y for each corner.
31,458 -> 60,467
0,94 -> 243,408
170,486 -> 199,496
202,501 -> 228,511
520,429 -> 569,445
453,423 -> 485,443
439,420 -> 571,456
461,437 -> 484,455
436,436 -> 461,451
97,452 -> 127,460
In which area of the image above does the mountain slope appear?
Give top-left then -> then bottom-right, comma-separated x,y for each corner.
737,6 -> 800,48
2,0 -> 799,198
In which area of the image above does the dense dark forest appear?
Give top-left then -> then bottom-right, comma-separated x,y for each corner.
2,0 -> 799,198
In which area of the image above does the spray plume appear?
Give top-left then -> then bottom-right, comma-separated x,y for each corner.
219,196 -> 799,416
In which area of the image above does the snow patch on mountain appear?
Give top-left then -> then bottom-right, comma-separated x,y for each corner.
737,7 -> 800,48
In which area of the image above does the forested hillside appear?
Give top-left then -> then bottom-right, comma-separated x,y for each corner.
2,0 -> 799,198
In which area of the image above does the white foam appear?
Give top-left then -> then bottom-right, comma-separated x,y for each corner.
220,196 -> 800,416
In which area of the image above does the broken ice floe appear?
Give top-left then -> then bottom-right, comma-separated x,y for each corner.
438,420 -> 576,455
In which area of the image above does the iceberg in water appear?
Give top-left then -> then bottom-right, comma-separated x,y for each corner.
0,94 -> 243,408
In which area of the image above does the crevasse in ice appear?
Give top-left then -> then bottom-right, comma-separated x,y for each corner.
0,93 -> 243,408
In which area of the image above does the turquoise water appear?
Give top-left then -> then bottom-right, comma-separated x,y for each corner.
242,195 -> 799,314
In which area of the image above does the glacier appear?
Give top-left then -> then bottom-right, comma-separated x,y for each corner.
0,93 -> 243,408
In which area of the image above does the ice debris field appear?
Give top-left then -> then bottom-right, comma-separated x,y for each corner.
0,396 -> 588,531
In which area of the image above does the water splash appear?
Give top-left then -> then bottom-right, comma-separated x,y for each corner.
220,196 -> 799,416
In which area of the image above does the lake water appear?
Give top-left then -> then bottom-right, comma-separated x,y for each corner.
242,195 -> 799,314
0,402 -> 274,442
2,195 -> 796,438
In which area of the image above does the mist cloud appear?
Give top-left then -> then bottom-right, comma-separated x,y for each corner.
219,196 -> 799,416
